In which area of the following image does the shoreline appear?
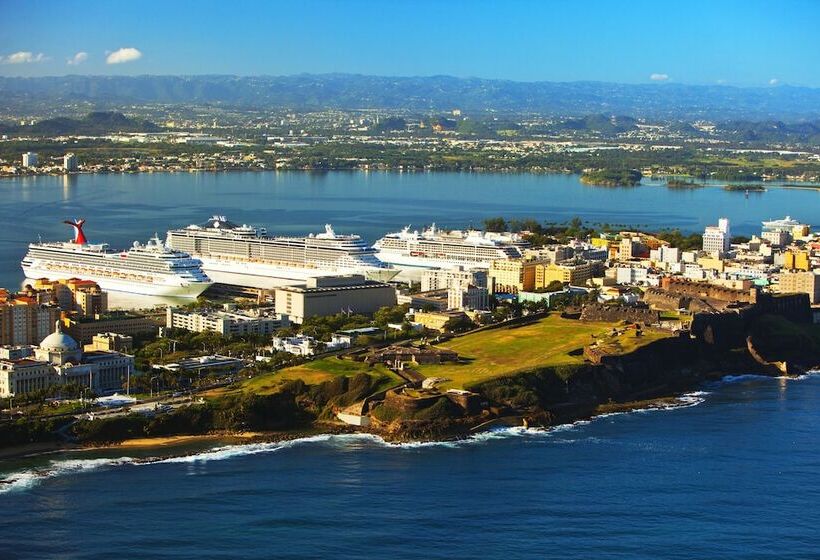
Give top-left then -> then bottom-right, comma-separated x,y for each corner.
1,168 -> 819,188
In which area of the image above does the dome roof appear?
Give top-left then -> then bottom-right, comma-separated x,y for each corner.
40,321 -> 79,352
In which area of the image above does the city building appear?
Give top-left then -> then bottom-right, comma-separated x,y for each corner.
703,218 -> 731,254
271,334 -> 322,356
0,321 -> 134,398
421,266 -> 488,292
63,153 -> 78,172
166,306 -> 289,336
273,275 -> 397,324
27,278 -> 108,317
447,280 -> 489,311
778,271 -> 820,304
537,261 -> 596,287
488,258 -> 542,294
63,311 -> 158,344
152,354 -> 244,376
783,250 -> 811,271
411,310 -> 469,332
761,216 -> 809,247
397,290 -> 450,311
0,290 -> 60,346
22,152 -> 38,168
84,332 -> 134,353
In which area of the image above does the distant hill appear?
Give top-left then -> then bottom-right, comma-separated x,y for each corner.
717,120 -> 820,144
0,111 -> 160,135
556,114 -> 638,133
1,74 -> 820,120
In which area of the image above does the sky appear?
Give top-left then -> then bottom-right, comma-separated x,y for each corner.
0,0 -> 818,87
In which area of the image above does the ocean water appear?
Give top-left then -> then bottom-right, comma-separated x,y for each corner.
0,171 -> 818,290
1,374 -> 818,559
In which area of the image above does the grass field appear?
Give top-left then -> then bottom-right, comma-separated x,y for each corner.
226,357 -> 404,397
416,314 -> 670,390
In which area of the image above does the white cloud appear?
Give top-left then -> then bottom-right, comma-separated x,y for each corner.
769,78 -> 779,85
106,47 -> 142,64
649,73 -> 670,82
0,51 -> 48,64
67,51 -> 88,65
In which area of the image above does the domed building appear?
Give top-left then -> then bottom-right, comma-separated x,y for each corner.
34,321 -> 83,365
0,321 -> 134,398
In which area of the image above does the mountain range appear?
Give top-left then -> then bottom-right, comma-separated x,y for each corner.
1,74 -> 819,121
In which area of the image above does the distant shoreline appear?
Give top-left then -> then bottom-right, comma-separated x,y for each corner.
2,168 -> 820,190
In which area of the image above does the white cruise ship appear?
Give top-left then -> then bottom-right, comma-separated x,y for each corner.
22,220 -> 212,298
374,224 -> 525,274
165,216 -> 398,289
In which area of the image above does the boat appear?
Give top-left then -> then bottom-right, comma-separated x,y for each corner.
165,216 -> 398,289
21,220 -> 212,298
373,224 -> 525,273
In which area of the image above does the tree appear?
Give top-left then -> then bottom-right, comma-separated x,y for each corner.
484,217 -> 507,232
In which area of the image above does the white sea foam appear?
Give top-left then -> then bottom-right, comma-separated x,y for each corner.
5,372 -> 817,492
0,456 -> 134,495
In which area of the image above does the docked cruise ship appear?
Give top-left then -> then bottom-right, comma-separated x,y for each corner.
21,220 -> 212,298
373,224 -> 525,273
165,216 -> 398,289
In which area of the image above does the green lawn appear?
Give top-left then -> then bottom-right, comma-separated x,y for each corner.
417,314 -> 670,389
237,357 -> 403,396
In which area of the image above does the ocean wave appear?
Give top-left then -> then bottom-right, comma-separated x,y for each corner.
0,456 -> 134,495
715,371 -> 819,386
13,374 -> 813,492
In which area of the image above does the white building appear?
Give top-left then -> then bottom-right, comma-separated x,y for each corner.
614,265 -> 649,285
63,153 -> 78,172
650,245 -> 680,264
420,266 -> 488,292
22,152 -> 38,168
447,280 -> 489,311
271,335 -> 317,356
0,321 -> 133,397
703,218 -> 731,254
166,306 -> 289,336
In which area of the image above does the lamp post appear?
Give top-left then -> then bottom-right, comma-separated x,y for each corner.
150,375 -> 160,398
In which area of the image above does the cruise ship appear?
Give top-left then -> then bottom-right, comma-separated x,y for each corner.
21,220 -> 212,298
165,216 -> 398,289
373,224 -> 525,273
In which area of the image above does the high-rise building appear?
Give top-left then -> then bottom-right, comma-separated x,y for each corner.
63,153 -> 78,172
702,218 -> 731,254
22,152 -> 38,168
0,290 -> 61,346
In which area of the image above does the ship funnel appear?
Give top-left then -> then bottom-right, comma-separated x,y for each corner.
64,219 -> 87,244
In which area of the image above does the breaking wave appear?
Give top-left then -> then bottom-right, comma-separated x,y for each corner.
3,372 -> 817,494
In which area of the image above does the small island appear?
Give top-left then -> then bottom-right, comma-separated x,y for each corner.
580,168 -> 643,187
724,184 -> 766,192
665,178 -> 704,189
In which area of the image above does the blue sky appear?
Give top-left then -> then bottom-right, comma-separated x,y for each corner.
1,0 -> 818,86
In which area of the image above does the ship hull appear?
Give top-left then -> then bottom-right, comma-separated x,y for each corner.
197,257 -> 399,289
21,265 -> 211,298
375,252 -> 492,281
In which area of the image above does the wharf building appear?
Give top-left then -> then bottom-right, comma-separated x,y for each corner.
0,321 -> 134,398
273,275 -> 396,324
